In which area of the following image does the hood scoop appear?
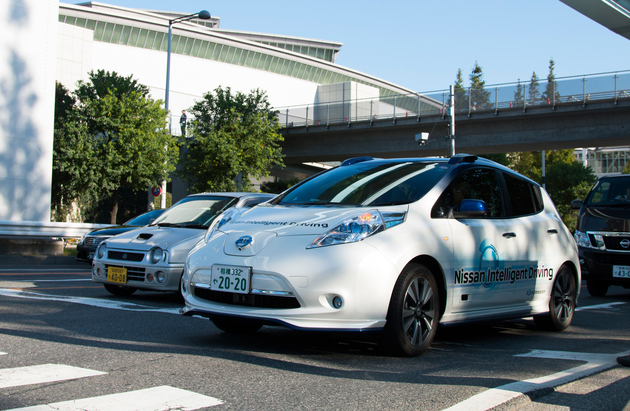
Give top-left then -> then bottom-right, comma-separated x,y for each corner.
137,233 -> 154,240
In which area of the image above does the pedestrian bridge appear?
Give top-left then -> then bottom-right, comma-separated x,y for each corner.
276,71 -> 630,164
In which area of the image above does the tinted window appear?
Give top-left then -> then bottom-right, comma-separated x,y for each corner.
432,168 -> 504,218
502,173 -> 543,216
585,176 -> 630,206
277,161 -> 450,206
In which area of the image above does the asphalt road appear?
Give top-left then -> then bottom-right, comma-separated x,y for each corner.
0,262 -> 629,411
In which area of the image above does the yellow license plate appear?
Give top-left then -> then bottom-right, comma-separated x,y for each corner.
107,266 -> 127,284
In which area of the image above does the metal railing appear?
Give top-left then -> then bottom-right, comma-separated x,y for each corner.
274,70 -> 630,129
0,220 -> 112,239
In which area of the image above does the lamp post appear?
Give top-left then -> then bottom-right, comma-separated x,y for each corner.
160,9 -> 211,209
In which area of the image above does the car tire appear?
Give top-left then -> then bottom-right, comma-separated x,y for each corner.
384,263 -> 439,357
586,279 -> 609,297
534,266 -> 576,331
103,284 -> 137,296
212,317 -> 263,334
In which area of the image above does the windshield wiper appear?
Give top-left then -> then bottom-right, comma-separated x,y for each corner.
157,222 -> 183,227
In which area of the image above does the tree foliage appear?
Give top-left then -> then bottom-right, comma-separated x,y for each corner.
453,68 -> 468,111
52,70 -> 178,224
179,87 -> 284,193
508,150 -> 595,230
541,58 -> 561,104
469,62 -> 491,110
528,71 -> 541,104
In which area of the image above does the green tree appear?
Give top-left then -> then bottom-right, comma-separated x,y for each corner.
623,163 -> 630,174
52,70 -> 177,224
52,82 -> 93,222
528,71 -> 541,104
454,68 -> 468,111
513,79 -> 524,106
541,58 -> 561,105
469,62 -> 491,110
509,150 -> 595,230
180,86 -> 284,193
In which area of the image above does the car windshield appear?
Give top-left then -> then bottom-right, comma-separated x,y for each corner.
151,196 -> 238,228
275,160 -> 450,206
123,209 -> 165,226
585,176 -> 630,207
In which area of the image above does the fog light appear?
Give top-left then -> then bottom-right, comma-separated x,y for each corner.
332,295 -> 343,309
156,271 -> 166,284
146,273 -> 155,282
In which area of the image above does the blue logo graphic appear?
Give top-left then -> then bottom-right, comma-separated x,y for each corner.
235,235 -> 253,250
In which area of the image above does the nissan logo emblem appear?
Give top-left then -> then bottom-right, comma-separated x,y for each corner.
621,239 -> 630,249
122,253 -> 127,259
235,235 -> 253,250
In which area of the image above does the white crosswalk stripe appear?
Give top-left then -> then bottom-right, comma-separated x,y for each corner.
4,385 -> 224,411
0,358 -> 224,410
0,364 -> 106,389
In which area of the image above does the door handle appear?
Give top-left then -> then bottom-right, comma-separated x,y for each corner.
502,232 -> 516,238
547,229 -> 558,234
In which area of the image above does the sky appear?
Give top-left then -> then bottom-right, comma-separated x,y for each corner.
86,0 -> 630,93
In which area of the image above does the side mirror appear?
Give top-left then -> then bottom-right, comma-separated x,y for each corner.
453,199 -> 488,218
570,199 -> 583,210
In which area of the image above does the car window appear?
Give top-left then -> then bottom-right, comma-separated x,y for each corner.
585,176 -> 630,206
123,209 -> 165,226
276,161 -> 450,206
152,196 -> 238,228
502,173 -> 543,216
432,168 -> 504,218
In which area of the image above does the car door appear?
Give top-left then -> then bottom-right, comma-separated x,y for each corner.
439,167 -> 518,313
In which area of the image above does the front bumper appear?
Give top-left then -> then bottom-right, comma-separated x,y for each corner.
579,246 -> 630,287
181,235 -> 400,331
92,261 -> 183,292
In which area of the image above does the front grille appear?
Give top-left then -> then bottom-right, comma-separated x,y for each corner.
195,288 -> 301,309
603,235 -> 630,251
106,265 -> 146,282
592,252 -> 630,265
85,236 -> 106,247
108,251 -> 144,262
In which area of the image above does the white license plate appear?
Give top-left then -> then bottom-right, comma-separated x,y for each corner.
613,265 -> 630,278
211,264 -> 251,294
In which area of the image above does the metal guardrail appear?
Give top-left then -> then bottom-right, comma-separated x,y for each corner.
0,220 -> 113,239
275,70 -> 630,129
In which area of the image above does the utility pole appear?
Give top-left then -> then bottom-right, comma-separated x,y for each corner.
449,85 -> 456,157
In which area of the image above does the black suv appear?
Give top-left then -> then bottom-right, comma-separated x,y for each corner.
572,174 -> 630,296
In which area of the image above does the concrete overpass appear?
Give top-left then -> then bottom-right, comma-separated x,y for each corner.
279,88 -> 630,164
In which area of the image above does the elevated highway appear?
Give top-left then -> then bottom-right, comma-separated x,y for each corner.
280,97 -> 630,163
277,71 -> 630,164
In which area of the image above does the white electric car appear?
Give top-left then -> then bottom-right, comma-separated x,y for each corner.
92,192 -> 274,296
180,156 -> 580,356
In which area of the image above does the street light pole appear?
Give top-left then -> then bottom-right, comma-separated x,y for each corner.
160,9 -> 211,209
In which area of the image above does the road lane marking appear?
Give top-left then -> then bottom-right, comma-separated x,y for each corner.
5,385 -> 223,411
443,349 -> 627,411
576,302 -> 626,311
0,364 -> 106,389
0,289 -> 181,315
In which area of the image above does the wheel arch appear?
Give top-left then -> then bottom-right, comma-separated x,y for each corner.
405,255 -> 447,319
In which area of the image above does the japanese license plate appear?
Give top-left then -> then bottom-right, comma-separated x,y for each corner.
107,266 -> 127,284
613,265 -> 630,278
211,265 -> 251,294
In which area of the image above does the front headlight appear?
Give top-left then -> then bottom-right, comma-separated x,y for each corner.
204,207 -> 241,243
307,210 -> 385,249
96,242 -> 107,259
574,230 -> 606,249
148,247 -> 164,264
